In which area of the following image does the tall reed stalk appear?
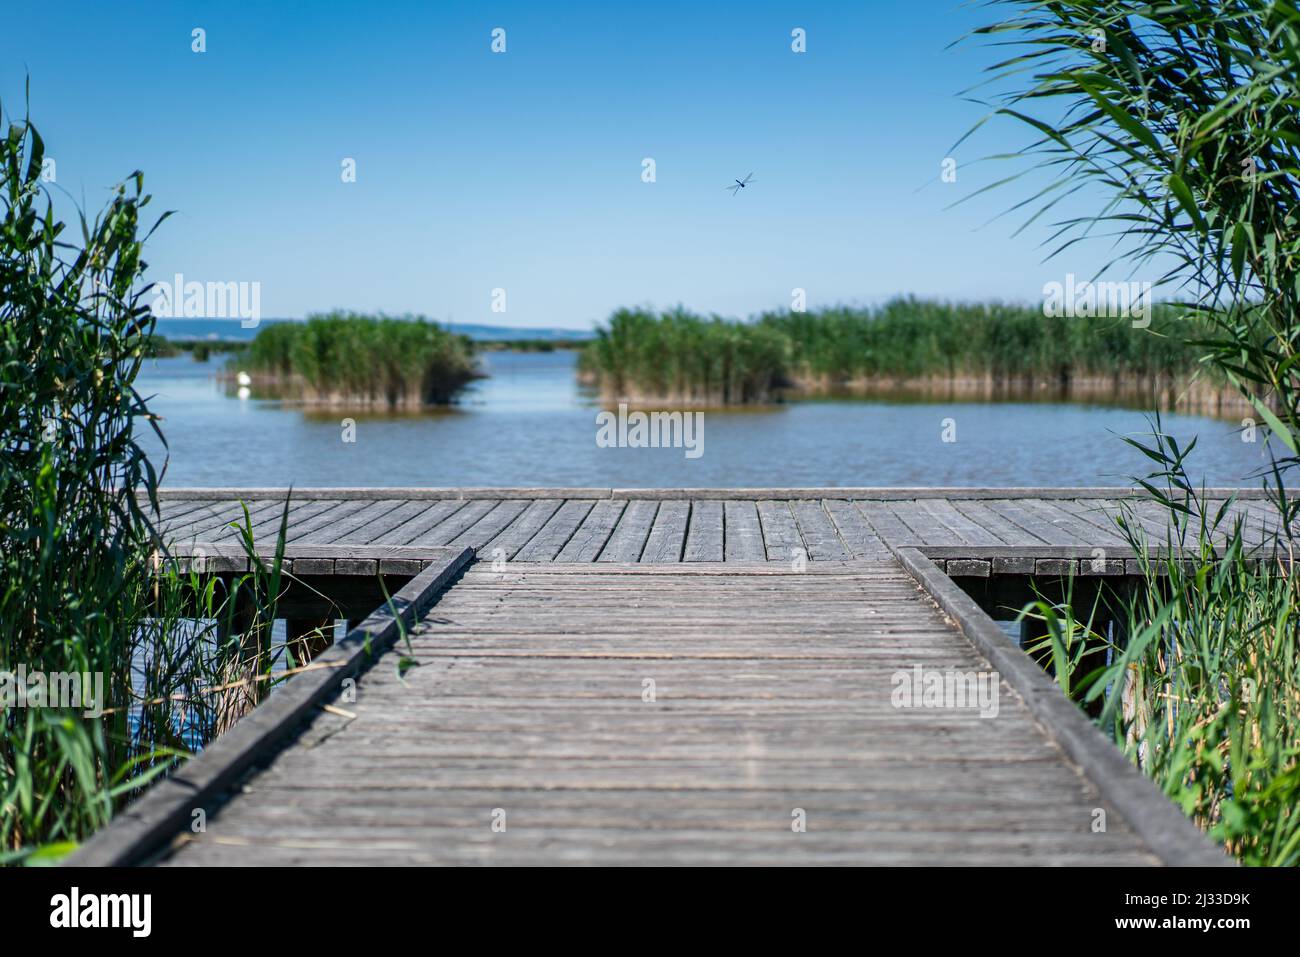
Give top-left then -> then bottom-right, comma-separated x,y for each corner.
975,0 -> 1300,863
0,103 -> 314,864
1018,431 -> 1300,865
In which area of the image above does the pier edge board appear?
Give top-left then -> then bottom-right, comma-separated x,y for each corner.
891,545 -> 1232,868
64,546 -> 473,867
145,486 -> 1274,501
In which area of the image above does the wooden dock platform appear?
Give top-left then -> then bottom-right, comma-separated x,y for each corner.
148,487 -> 1282,562
72,489 -> 1246,866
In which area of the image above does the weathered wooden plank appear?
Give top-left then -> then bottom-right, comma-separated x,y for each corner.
151,486 -> 1268,502
757,500 -> 803,562
163,834 -> 1154,867
1013,498 -> 1123,547
160,498 -> 287,544
1227,499 -> 1286,547
1212,499 -> 1263,546
512,500 -> 596,561
207,498 -> 337,546
432,591 -> 932,607
154,498 -> 219,527
329,499 -> 436,546
884,500 -> 967,546
853,500 -> 922,547
186,785 -> 1102,811
944,499 -> 1045,547
175,811 -> 1150,846
282,500 -> 375,543
1025,498 -> 1130,548
156,500 -> 242,542
1047,498 -> 1131,546
822,499 -> 891,559
598,500 -> 659,562
242,498 -> 344,543
371,500 -> 468,546
683,500 -> 724,561
1189,499 -> 1264,548
406,500 -> 499,547
723,500 -> 766,561
555,500 -> 627,562
457,561 -> 896,577
481,499 -> 563,561
1108,499 -> 1185,547
296,499 -> 410,545
789,501 -> 851,560
640,501 -> 690,563
917,499 -> 1009,546
982,499 -> 1080,547
448,500 -> 532,552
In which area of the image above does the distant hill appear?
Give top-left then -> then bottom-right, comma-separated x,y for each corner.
446,323 -> 594,342
153,318 -> 594,343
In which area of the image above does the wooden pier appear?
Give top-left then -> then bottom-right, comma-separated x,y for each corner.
134,486 -> 1283,561
72,489 -> 1251,866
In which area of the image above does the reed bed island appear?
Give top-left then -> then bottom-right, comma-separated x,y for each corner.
233,312 -> 478,408
577,300 -> 1239,412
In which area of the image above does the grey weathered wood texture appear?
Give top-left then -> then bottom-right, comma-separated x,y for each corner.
156,561 -> 1182,866
66,547 -> 473,867
892,548 -> 1228,866
149,490 -> 1282,564
145,486 -> 1276,501
71,488 -> 1252,867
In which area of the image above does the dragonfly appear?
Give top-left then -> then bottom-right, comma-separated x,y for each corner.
725,172 -> 754,196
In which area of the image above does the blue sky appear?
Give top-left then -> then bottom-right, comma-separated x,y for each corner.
4,1 -> 1129,330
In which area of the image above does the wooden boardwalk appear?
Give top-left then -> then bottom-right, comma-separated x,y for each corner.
71,489 -> 1240,866
150,487 -> 1284,562
157,561 -> 1169,866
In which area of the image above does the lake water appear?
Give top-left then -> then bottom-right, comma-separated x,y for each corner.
138,351 -> 1267,488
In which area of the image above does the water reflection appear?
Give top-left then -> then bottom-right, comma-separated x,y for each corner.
138,350 -> 1266,488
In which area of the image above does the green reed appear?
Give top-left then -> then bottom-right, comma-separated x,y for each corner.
760,298 -> 1207,382
578,306 -> 790,404
969,0 -> 1300,461
1,101 -> 164,859
578,300 -> 1210,403
0,103 -> 320,864
1113,439 -> 1300,865
976,0 -> 1300,864
1016,428 -> 1300,865
238,312 -> 478,406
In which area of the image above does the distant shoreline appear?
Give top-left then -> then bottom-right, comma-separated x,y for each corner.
151,317 -> 595,345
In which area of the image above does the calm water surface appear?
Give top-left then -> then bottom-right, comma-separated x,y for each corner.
139,351 -> 1266,487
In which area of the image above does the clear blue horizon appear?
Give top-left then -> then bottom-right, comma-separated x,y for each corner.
5,1 -> 1149,330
